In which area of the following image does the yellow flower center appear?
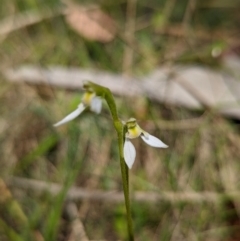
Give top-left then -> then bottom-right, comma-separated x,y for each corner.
82,91 -> 95,106
126,118 -> 142,139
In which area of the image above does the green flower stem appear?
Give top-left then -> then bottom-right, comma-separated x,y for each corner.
88,82 -> 134,241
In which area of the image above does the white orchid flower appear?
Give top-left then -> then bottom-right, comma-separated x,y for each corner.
54,89 -> 102,127
124,118 -> 168,169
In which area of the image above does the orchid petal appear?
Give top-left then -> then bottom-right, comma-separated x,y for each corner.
123,139 -> 136,169
141,134 -> 168,148
90,96 -> 102,114
53,103 -> 85,127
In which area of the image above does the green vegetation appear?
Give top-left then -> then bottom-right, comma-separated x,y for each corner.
1,0 -> 240,240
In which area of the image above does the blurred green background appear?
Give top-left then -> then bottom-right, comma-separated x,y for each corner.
1,0 -> 240,240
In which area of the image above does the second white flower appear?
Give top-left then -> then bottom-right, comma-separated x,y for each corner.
124,118 -> 168,169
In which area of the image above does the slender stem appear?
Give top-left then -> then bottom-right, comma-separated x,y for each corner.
117,125 -> 134,241
88,82 -> 134,240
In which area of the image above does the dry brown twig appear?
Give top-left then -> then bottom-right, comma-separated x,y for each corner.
7,176 -> 240,204
66,202 -> 108,241
66,202 -> 90,241
122,0 -> 137,76
183,0 -> 198,29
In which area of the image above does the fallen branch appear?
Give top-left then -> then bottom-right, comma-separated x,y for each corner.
6,176 -> 240,204
3,64 -> 240,120
2,65 -> 142,97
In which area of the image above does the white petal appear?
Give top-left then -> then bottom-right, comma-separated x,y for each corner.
90,96 -> 102,114
123,139 -> 136,169
53,103 -> 85,127
141,134 -> 168,148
